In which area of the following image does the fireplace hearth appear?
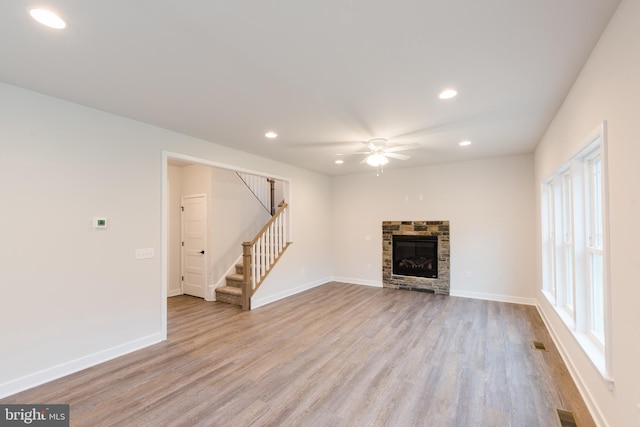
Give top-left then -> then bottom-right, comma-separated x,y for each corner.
382,220 -> 450,294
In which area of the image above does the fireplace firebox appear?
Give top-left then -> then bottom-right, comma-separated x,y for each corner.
392,235 -> 438,278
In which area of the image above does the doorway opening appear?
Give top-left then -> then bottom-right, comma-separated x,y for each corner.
161,151 -> 292,338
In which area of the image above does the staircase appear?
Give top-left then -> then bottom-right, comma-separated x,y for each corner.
214,200 -> 292,310
215,172 -> 290,309
215,263 -> 245,306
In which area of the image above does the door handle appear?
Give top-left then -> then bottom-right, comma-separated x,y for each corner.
199,250 -> 205,255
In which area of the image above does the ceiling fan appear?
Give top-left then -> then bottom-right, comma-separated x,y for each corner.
352,138 -> 419,174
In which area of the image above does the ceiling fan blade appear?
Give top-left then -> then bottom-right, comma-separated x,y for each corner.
363,141 -> 378,151
384,143 -> 420,153
385,152 -> 410,160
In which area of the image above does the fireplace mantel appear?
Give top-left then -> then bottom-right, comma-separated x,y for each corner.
382,220 -> 450,294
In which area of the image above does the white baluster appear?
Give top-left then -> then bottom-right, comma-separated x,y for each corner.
261,234 -> 266,277
269,223 -> 274,264
251,243 -> 257,289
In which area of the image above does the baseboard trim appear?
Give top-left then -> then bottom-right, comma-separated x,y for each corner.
167,288 -> 182,297
0,333 -> 164,399
450,289 -> 537,306
251,277 -> 331,309
535,303 -> 609,427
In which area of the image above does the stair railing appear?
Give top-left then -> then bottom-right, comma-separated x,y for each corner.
237,172 -> 276,215
241,200 -> 292,310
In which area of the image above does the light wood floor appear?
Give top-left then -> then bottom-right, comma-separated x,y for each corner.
2,282 -> 593,427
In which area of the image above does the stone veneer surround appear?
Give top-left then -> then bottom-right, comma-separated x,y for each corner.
382,221 -> 450,294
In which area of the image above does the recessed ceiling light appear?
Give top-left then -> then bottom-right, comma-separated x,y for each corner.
30,9 -> 66,29
439,89 -> 458,100
265,131 -> 278,139
459,140 -> 472,146
335,159 -> 344,165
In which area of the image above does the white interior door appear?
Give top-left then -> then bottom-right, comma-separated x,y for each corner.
182,194 -> 207,298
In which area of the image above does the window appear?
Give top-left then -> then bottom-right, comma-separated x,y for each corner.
541,179 -> 556,300
560,170 -> 574,316
586,150 -> 605,345
540,122 -> 611,382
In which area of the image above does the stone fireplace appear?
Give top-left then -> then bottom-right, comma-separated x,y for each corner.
382,221 -> 450,294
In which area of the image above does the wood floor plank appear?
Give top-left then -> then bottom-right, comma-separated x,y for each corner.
1,282 -> 594,426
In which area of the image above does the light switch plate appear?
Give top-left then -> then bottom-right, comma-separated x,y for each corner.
135,248 -> 154,259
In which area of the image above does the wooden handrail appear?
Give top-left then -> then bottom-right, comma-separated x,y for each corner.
241,200 -> 291,310
249,200 -> 287,245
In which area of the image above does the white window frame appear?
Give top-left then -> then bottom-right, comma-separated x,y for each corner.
584,149 -> 605,347
541,179 -> 556,302
540,122 -> 612,385
560,169 -> 575,318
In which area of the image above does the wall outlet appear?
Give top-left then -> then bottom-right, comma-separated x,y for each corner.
466,271 -> 472,278
365,234 -> 372,241
135,248 -> 154,260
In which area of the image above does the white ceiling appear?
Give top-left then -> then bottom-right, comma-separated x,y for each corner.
0,1 -> 620,176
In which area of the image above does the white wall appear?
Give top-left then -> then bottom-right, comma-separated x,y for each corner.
331,154 -> 536,303
533,0 -> 639,425
0,82 -> 332,397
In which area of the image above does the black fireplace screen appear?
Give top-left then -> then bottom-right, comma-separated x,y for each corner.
392,235 -> 438,278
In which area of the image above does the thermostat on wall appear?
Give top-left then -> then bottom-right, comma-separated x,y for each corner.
93,217 -> 108,229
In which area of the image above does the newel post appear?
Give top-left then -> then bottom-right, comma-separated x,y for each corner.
242,241 -> 252,311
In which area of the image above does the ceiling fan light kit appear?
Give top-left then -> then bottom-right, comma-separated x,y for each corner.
358,138 -> 417,175
366,153 -> 388,176
366,153 -> 389,167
